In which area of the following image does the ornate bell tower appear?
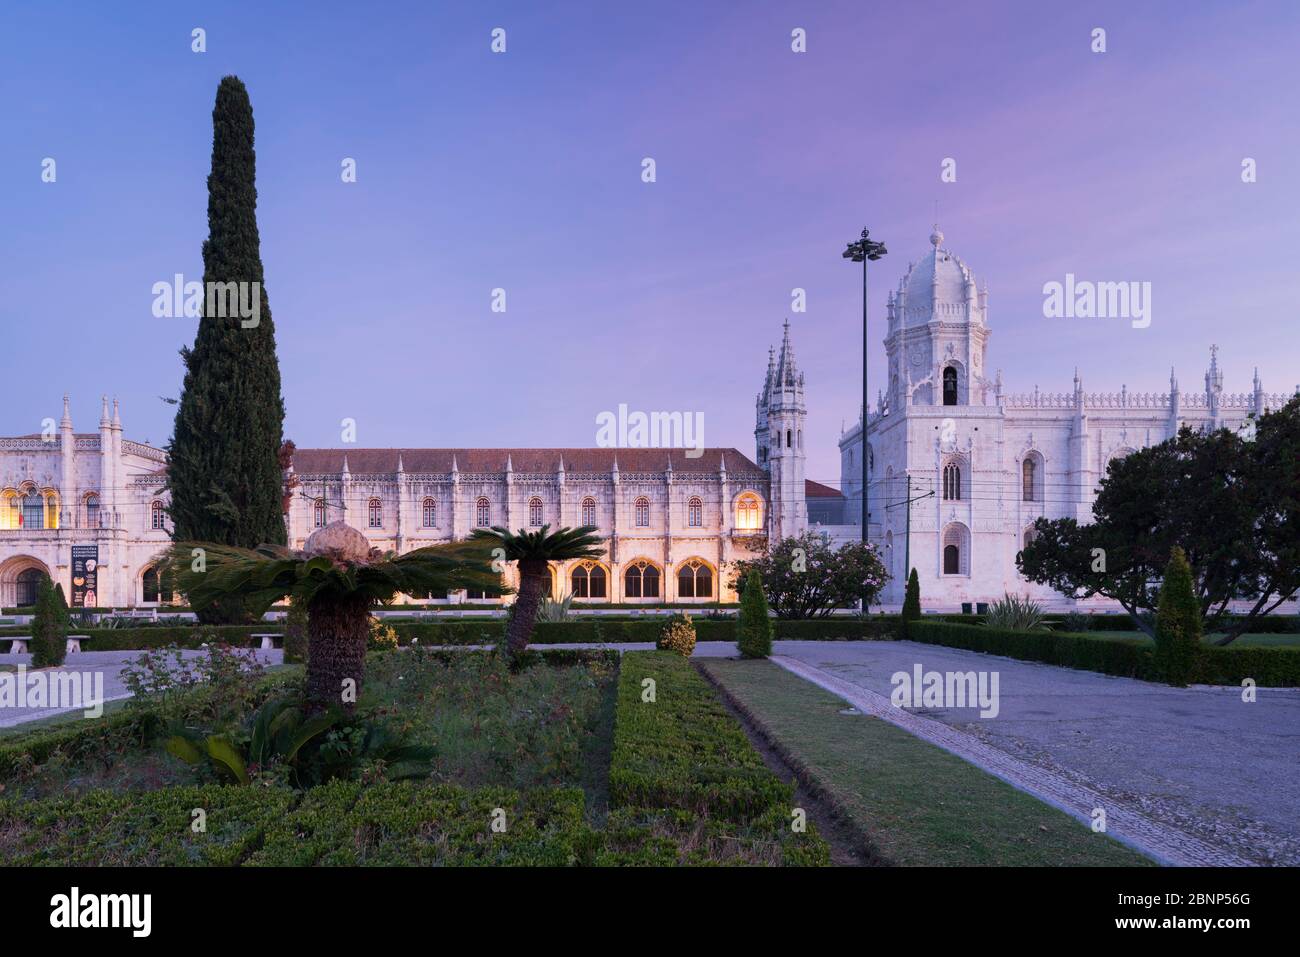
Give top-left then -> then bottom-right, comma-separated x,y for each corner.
758,320 -> 807,540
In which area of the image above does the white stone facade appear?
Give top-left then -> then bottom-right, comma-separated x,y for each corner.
0,327 -> 811,608
835,228 -> 1295,611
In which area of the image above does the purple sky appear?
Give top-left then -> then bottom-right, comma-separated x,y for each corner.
2,0 -> 1297,486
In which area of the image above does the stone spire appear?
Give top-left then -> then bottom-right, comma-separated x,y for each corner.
61,394 -> 73,431
111,397 -> 121,430
775,318 -> 801,388
100,395 -> 111,429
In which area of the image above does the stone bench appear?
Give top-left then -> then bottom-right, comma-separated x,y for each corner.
250,633 -> 283,650
5,635 -> 90,655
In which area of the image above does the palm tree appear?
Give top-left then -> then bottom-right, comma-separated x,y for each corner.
470,525 -> 603,656
170,521 -> 502,713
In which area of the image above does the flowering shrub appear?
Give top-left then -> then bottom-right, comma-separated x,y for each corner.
656,613 -> 696,657
367,617 -> 399,652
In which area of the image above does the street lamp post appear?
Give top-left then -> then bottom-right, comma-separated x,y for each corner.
842,228 -> 887,605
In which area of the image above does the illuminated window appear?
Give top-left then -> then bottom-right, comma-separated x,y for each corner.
422,498 -> 437,527
634,497 -> 649,527
368,498 -> 382,528
688,496 -> 702,527
624,560 -> 660,598
529,497 -> 543,526
735,492 -> 763,530
676,558 -> 713,598
150,500 -> 166,530
581,497 -> 596,527
476,497 -> 490,527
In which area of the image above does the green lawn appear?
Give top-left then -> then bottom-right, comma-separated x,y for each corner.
699,658 -> 1154,867
1080,631 -> 1299,648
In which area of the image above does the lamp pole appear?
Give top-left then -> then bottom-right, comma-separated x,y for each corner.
842,228 -> 887,604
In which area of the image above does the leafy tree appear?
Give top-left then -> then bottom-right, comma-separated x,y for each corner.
1018,398 -> 1300,644
901,568 -> 921,622
737,570 -> 773,658
469,525 -> 603,658
171,522 -> 499,713
30,575 -> 68,668
1154,547 -> 1203,686
167,75 -> 286,624
729,532 -> 889,619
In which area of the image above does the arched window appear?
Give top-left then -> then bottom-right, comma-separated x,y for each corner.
1022,457 -> 1038,501
735,492 -> 763,530
476,497 -> 490,527
581,497 -> 596,527
1023,526 -> 1039,550
85,493 -> 100,529
151,500 -> 166,530
142,565 -> 177,604
942,523 -> 970,576
634,496 -> 650,527
422,498 -> 437,528
45,492 -> 59,529
571,561 -> 608,599
687,496 -> 702,527
885,530 -> 894,575
21,491 -> 43,529
368,498 -> 383,528
676,559 -> 713,599
943,462 -> 962,501
529,497 -> 543,526
624,560 -> 660,599
943,366 -> 958,406
786,429 -> 793,448
15,568 -> 43,607
313,499 -> 327,528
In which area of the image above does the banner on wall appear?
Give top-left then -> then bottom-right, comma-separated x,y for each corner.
70,545 -> 98,608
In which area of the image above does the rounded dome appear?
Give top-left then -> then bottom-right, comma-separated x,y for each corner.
304,520 -> 372,563
895,231 -> 982,328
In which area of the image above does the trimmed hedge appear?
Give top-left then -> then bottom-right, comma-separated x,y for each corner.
905,621 -> 1300,687
608,650 -> 829,864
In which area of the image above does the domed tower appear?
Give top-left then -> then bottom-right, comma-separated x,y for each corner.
884,226 -> 991,408
759,320 -> 807,539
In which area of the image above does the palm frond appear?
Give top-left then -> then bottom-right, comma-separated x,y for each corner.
469,525 -> 604,562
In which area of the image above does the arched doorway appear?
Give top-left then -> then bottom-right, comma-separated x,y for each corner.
0,555 -> 53,608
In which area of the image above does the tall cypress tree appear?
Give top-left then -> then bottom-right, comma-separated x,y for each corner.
168,76 -> 286,623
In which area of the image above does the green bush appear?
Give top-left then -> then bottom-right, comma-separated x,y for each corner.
656,613 -> 696,657
905,620 -> 1300,686
736,570 -> 773,659
29,576 -> 68,668
983,593 -> 1048,631
1153,548 -> 1203,687
901,568 -> 921,621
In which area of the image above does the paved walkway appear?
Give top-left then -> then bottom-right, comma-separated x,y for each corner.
0,649 -> 283,729
765,640 -> 1300,866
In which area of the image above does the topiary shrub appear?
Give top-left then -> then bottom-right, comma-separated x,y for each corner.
657,612 -> 696,657
901,568 -> 921,623
1154,547 -> 1203,687
283,598 -> 307,664
30,575 -> 68,669
736,570 -> 773,659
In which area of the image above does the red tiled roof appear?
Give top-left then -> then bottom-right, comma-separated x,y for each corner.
289,447 -> 763,474
805,479 -> 844,498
